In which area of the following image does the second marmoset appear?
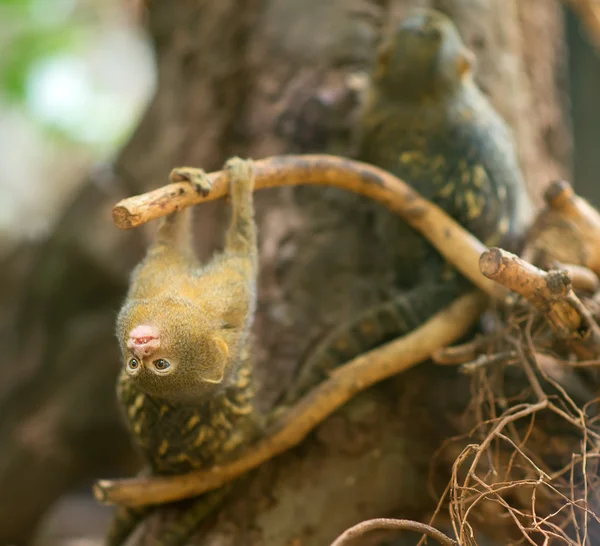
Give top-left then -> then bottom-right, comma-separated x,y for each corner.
287,8 -> 532,401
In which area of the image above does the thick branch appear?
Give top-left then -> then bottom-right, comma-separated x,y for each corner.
480,247 -> 600,358
94,291 -> 486,507
113,154 -> 506,299
329,518 -> 457,546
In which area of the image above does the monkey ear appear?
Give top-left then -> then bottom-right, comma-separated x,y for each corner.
202,337 -> 229,384
374,42 -> 392,80
457,48 -> 475,78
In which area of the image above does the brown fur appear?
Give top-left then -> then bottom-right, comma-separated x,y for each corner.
116,157 -> 257,405
108,159 -> 259,545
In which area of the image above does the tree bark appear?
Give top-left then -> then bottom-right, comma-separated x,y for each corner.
0,0 -> 571,544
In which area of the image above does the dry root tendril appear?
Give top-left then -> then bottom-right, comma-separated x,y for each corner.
425,286 -> 600,545
401,180 -> 600,545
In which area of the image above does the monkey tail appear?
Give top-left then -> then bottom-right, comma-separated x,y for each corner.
283,277 -> 470,405
153,486 -> 232,546
105,505 -> 153,546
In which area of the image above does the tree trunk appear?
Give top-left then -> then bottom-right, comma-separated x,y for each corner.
121,0 -> 571,544
0,0 -> 571,544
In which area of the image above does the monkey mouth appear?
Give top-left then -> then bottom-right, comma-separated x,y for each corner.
128,325 -> 160,344
126,325 -> 161,357
127,335 -> 160,354
132,336 -> 156,345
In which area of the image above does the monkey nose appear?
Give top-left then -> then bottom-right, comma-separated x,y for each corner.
127,325 -> 160,357
130,324 -> 160,340
129,340 -> 160,358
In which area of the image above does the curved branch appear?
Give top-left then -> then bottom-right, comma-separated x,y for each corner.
112,154 -> 505,299
329,518 -> 457,546
94,291 -> 487,507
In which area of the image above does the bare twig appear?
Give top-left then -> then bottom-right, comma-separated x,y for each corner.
480,247 -> 600,359
329,518 -> 457,546
460,351 -> 519,374
113,155 -> 506,299
439,301 -> 600,546
94,291 -> 487,507
432,336 -> 491,365
450,400 -> 550,544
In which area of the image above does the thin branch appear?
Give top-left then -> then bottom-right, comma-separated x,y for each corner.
460,351 -> 519,374
432,335 -> 490,365
94,291 -> 487,507
112,154 -> 506,299
452,400 -> 549,544
328,518 -> 457,546
480,248 -> 600,359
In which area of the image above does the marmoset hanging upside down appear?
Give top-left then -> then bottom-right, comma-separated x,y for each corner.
108,157 -> 260,545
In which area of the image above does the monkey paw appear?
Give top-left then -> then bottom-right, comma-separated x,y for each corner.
170,167 -> 212,197
225,157 -> 255,193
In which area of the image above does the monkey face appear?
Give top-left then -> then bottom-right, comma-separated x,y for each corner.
117,297 -> 231,403
124,323 -> 176,378
120,319 -> 180,395
374,9 -> 474,98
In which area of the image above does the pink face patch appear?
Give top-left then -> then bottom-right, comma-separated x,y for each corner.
129,324 -> 159,342
127,324 -> 161,358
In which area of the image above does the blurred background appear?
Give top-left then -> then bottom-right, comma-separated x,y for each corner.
0,0 -> 154,258
0,1 -> 154,544
0,0 -> 599,544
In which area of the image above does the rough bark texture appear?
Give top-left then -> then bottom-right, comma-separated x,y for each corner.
567,5 -> 600,206
0,0 -> 571,544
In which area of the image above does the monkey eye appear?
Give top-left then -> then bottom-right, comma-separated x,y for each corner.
154,359 -> 171,372
127,358 -> 140,371
429,27 -> 442,41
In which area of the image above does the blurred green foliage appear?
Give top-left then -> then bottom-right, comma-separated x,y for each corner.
2,27 -> 81,102
0,0 -> 154,153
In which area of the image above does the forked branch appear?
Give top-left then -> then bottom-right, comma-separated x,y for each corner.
480,247 -> 600,359
113,155 -> 506,299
